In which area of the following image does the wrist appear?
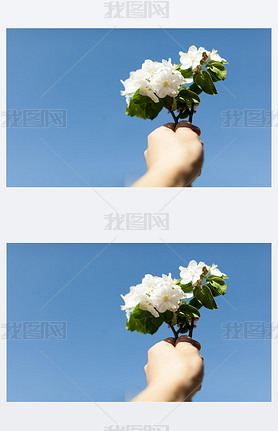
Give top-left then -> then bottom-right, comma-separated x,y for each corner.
147,162 -> 193,187
132,379 -> 191,402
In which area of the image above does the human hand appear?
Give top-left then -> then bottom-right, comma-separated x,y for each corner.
132,336 -> 204,402
133,122 -> 203,187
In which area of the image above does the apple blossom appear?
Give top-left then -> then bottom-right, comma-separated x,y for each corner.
150,66 -> 187,99
120,289 -> 139,320
141,59 -> 161,76
121,45 -> 228,124
210,48 -> 227,63
210,263 -> 227,278
179,260 -> 227,285
122,262 -> 228,340
179,45 -> 205,70
152,277 -> 185,313
141,274 -> 161,292
179,260 -> 206,285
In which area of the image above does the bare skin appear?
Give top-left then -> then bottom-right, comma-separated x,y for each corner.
132,336 -> 204,402
132,122 -> 203,187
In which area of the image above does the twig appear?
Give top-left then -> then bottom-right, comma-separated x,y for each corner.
188,317 -> 194,338
188,103 -> 194,123
170,325 -> 178,341
170,110 -> 178,125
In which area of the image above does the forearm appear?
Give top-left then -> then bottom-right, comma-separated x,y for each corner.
131,382 -> 191,402
132,165 -> 193,187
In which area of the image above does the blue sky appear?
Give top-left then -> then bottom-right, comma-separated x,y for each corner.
7,28 -> 271,187
7,243 -> 271,402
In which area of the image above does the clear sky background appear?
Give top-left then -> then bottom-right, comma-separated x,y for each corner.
7,243 -> 271,402
7,28 -> 271,187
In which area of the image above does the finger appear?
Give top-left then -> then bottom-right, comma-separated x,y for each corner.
175,336 -> 201,351
163,337 -> 176,346
162,122 -> 176,132
148,337 -> 175,356
175,121 -> 201,136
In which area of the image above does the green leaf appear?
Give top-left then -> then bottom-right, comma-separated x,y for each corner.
206,69 -> 221,82
126,304 -> 163,334
176,100 -> 189,117
131,90 -> 150,105
188,82 -> 203,95
171,313 -> 177,326
125,100 -> 138,116
206,61 -> 227,80
194,285 -> 218,309
161,95 -> 174,110
178,282 -> 193,294
195,70 -> 218,95
179,67 -> 193,79
206,276 -> 227,295
206,284 -> 221,297
178,89 -> 201,104
178,111 -> 189,119
161,310 -> 174,324
178,303 -> 201,318
177,88 -> 200,119
177,313 -> 188,326
126,90 -> 163,120
179,325 -> 189,334
188,297 -> 203,309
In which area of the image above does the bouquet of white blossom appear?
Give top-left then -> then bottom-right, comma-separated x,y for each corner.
121,260 -> 228,340
121,45 -> 228,124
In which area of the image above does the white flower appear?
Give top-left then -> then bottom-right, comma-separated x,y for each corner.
161,58 -> 193,83
152,280 -> 184,313
121,274 -> 162,319
120,72 -> 140,105
121,67 -> 160,104
179,260 -> 208,285
210,49 -> 227,63
161,58 -> 176,71
198,46 -> 210,57
179,45 -> 204,70
138,293 -> 159,317
141,274 -> 161,292
120,289 -> 139,320
121,57 -> 191,105
141,59 -> 161,77
138,79 -> 160,103
152,274 -> 185,313
121,47 -> 226,106
210,263 -> 226,278
150,64 -> 185,98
